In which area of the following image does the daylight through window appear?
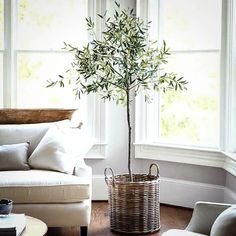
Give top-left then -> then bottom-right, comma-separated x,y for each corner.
148,0 -> 222,148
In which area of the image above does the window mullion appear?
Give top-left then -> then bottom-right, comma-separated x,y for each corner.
3,0 -> 17,108
88,0 -> 106,41
86,0 -> 106,148
136,0 -> 148,24
222,0 -> 236,152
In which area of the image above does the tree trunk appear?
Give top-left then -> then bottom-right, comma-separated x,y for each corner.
126,90 -> 133,181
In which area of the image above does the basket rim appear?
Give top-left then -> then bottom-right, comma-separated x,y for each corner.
106,173 -> 160,184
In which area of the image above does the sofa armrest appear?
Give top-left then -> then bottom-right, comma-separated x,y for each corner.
73,159 -> 92,179
186,201 -> 232,235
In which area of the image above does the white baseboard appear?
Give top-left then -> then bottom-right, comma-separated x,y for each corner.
92,175 -> 235,207
92,175 -> 108,200
160,177 -> 224,208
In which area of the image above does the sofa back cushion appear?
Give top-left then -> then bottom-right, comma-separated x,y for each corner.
0,142 -> 30,170
0,120 -> 69,155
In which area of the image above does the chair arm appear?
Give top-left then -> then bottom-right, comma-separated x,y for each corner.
186,201 -> 232,235
73,158 -> 92,179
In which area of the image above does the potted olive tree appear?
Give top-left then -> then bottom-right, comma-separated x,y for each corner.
48,3 -> 187,234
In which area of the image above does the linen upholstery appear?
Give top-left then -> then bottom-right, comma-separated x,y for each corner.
162,230 -> 206,236
162,202 -> 233,236
210,205 -> 236,236
28,124 -> 93,174
186,202 -> 232,235
28,126 -> 76,174
0,170 -> 90,203
13,201 -> 91,227
0,143 -> 30,170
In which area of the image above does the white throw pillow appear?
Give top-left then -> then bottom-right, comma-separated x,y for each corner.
56,124 -> 94,158
28,124 -> 94,174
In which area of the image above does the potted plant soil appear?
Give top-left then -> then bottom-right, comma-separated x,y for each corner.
48,2 -> 187,234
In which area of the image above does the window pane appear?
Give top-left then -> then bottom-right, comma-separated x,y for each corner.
17,53 -> 79,108
159,52 -> 220,148
17,0 -> 88,50
0,0 -> 3,49
160,0 -> 222,50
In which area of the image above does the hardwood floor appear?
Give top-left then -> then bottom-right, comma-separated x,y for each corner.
46,201 -> 193,236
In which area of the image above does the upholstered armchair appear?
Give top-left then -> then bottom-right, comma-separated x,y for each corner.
163,201 -> 236,236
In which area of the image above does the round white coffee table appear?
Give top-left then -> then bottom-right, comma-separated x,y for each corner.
22,216 -> 47,236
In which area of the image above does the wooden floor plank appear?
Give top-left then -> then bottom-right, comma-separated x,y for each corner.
46,202 -> 193,236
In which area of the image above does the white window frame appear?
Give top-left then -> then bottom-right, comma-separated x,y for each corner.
135,0 -> 236,176
0,1 -> 3,106
3,0 -> 107,159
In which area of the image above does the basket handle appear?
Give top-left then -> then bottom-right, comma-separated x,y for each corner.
149,163 -> 160,177
104,167 -> 115,186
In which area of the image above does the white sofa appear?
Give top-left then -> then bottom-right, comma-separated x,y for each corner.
0,111 -> 92,236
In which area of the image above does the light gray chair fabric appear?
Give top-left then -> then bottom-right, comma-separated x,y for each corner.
210,205 -> 236,236
162,201 -> 234,236
162,229 -> 206,236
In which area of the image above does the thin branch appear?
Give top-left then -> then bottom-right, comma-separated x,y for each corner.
108,80 -> 126,91
129,74 -> 155,90
109,64 -> 123,78
96,74 -> 126,91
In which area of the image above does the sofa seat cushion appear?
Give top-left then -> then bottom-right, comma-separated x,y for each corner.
0,170 -> 90,203
162,229 -> 207,236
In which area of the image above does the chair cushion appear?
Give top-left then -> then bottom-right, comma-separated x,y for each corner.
162,229 -> 207,236
0,170 -> 90,203
0,143 -> 30,170
210,205 -> 236,236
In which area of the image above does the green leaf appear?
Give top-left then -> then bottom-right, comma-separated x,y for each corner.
97,14 -> 103,19
115,1 -> 120,8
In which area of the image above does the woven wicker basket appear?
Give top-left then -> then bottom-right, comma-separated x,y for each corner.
105,163 -> 160,234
